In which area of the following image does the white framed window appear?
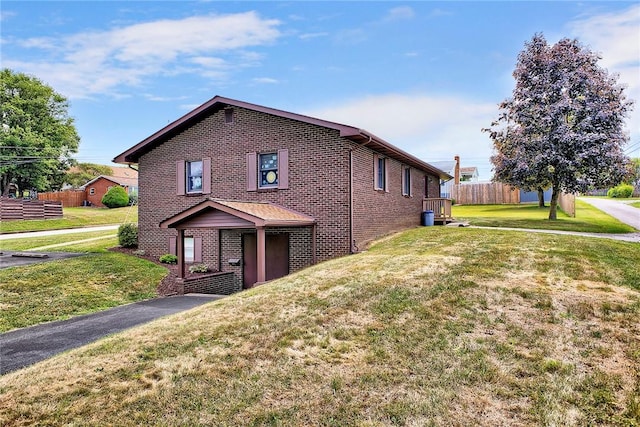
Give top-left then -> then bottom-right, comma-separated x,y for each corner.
89,188 -> 95,195
184,236 -> 195,263
259,152 -> 279,188
402,166 -> 411,196
186,160 -> 203,193
374,155 -> 388,191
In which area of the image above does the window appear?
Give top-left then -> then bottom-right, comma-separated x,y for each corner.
374,155 -> 388,191
402,166 -> 411,196
177,159 -> 210,195
259,153 -> 279,188
89,188 -> 95,195
184,236 -> 195,263
187,160 -> 203,193
247,150 -> 288,191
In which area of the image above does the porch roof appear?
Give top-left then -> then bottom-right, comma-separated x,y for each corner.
159,198 -> 316,230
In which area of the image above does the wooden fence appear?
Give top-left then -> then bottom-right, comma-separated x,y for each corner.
37,190 -> 86,207
558,192 -> 576,217
451,183 -> 520,205
0,198 -> 63,221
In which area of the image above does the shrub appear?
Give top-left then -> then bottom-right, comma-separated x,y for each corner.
607,184 -> 634,198
159,254 -> 178,264
188,264 -> 209,274
128,194 -> 138,206
102,186 -> 129,208
118,223 -> 138,248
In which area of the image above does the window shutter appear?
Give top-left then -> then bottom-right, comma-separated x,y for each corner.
176,161 -> 185,195
169,236 -> 177,255
278,149 -> 289,189
202,157 -> 211,195
194,236 -> 202,262
246,152 -> 257,191
373,154 -> 380,190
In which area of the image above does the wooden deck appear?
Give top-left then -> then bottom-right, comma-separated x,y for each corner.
422,198 -> 454,224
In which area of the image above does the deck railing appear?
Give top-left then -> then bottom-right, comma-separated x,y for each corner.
422,198 -> 453,223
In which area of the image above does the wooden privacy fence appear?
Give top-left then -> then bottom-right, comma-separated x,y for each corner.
451,183 -> 520,205
38,190 -> 86,207
0,198 -> 63,221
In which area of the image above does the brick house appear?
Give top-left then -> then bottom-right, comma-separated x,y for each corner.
113,96 -> 450,294
81,174 -> 138,207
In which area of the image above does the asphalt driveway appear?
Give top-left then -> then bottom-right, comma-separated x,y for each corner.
0,294 -> 223,375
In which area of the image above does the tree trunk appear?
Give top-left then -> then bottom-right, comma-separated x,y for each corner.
537,188 -> 545,207
548,187 -> 560,220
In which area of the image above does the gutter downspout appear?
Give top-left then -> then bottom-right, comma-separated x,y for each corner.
349,134 -> 373,254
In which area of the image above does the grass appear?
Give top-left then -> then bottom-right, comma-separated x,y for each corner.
0,205 -> 138,233
0,230 -> 118,252
0,236 -> 167,333
1,227 -> 638,426
452,199 -> 636,233
631,202 -> 640,209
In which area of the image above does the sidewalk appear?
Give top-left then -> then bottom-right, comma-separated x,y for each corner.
0,225 -> 118,240
466,225 -> 640,243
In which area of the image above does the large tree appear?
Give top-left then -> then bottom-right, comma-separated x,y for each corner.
0,69 -> 80,196
485,34 -> 633,219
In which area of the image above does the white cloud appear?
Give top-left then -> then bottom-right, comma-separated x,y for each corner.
304,93 -> 497,177
299,32 -> 329,40
568,4 -> 640,142
252,77 -> 279,84
3,12 -> 281,99
384,6 -> 415,21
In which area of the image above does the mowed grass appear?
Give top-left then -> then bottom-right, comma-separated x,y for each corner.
0,236 -> 167,332
631,201 -> 640,209
1,227 -> 638,426
0,205 -> 138,233
0,230 -> 118,252
452,199 -> 636,233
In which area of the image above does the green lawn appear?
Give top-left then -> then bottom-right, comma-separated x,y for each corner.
0,205 -> 138,233
630,201 -> 640,209
452,199 -> 636,233
1,227 -> 638,426
0,235 -> 167,332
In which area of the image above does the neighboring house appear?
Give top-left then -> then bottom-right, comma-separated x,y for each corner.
113,96 -> 450,294
81,174 -> 138,207
431,156 -> 479,198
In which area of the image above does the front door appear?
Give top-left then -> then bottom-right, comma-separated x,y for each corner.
242,233 -> 289,289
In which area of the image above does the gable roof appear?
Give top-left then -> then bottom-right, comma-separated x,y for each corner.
112,95 -> 451,180
80,175 -> 137,189
159,198 -> 316,229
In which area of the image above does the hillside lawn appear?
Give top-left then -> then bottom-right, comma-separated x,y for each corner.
1,227 -> 638,426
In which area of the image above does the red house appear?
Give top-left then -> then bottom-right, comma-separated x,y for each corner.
113,96 -> 450,294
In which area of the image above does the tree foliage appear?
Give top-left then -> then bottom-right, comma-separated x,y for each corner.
65,163 -> 113,188
485,34 -> 633,219
101,185 -> 130,208
0,69 -> 80,196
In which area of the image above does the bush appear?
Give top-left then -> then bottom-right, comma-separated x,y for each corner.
118,223 -> 138,248
102,186 -> 129,208
128,194 -> 138,206
188,264 -> 209,274
607,184 -> 634,198
159,254 -> 178,264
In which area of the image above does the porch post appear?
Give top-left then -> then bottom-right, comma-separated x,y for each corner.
177,228 -> 185,279
311,224 -> 317,265
256,226 -> 266,283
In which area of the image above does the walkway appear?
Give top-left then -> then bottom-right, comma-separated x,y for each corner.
579,197 -> 640,230
0,294 -> 224,375
0,225 -> 118,240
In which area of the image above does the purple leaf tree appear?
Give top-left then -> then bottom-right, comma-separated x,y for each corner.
484,34 -> 633,219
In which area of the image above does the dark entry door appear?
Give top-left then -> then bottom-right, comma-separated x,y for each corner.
242,233 -> 289,288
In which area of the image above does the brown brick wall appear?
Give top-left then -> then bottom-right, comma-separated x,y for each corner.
85,178 -> 129,207
350,143 -> 441,249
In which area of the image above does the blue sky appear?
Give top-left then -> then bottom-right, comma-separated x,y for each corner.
2,1 -> 639,180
